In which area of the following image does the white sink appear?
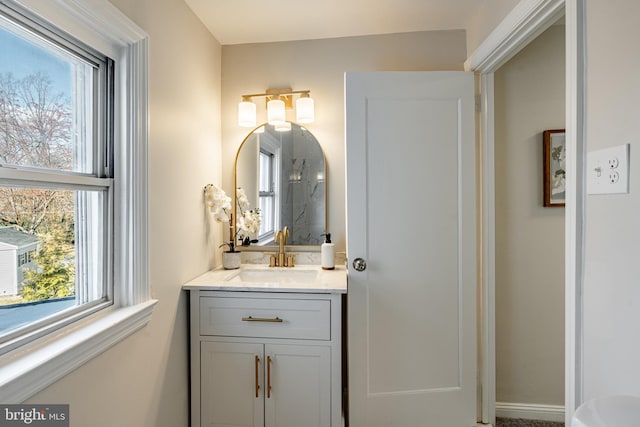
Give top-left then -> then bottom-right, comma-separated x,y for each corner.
225,267 -> 318,284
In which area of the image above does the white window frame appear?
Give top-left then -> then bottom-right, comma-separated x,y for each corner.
0,0 -> 155,403
257,134 -> 281,244
259,149 -> 276,237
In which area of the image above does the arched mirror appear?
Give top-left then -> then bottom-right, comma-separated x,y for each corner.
234,122 -> 326,247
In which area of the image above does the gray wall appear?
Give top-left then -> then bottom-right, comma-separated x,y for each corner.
494,24 -> 565,406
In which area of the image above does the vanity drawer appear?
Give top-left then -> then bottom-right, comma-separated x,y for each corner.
199,296 -> 331,340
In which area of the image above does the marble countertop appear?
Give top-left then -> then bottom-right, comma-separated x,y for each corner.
183,264 -> 347,294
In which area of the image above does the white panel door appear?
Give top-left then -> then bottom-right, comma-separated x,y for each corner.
264,344 -> 331,427
345,71 -> 477,427
201,341 -> 264,427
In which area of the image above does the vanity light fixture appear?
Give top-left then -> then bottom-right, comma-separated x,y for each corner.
238,97 -> 257,127
296,93 -> 314,124
237,88 -> 314,127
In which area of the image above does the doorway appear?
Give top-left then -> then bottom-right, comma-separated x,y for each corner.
465,0 -> 586,425
493,21 -> 566,424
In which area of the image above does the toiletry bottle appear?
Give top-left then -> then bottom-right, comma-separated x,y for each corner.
321,233 -> 335,270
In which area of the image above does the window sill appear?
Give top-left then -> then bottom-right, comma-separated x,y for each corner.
0,299 -> 157,402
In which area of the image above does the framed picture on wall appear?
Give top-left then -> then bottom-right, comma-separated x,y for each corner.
543,129 -> 566,207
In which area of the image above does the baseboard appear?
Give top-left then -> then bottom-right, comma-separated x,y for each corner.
496,402 -> 565,422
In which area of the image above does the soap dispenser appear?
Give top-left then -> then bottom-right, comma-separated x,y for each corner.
321,233 -> 335,270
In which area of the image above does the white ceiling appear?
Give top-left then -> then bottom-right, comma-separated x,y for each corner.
184,0 -> 483,45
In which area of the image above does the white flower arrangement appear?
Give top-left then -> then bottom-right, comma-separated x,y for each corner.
204,184 -> 231,222
235,188 -> 261,242
236,187 -> 250,212
204,184 -> 261,251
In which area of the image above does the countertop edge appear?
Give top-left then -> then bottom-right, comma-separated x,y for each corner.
182,265 -> 347,294
182,284 -> 347,294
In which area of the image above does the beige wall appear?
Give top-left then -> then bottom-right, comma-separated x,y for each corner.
25,1 -> 223,426
583,0 -> 640,399
494,24 -> 565,406
467,0 -> 520,55
221,30 -> 467,252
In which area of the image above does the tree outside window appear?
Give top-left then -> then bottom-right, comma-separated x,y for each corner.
0,70 -> 76,303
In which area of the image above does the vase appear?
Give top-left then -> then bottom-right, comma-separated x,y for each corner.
222,251 -> 241,270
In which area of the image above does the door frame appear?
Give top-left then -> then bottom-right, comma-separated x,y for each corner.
464,0 -> 585,425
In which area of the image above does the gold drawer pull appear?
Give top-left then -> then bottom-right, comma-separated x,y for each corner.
242,316 -> 283,323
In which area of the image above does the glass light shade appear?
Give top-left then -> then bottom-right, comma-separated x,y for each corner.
254,125 -> 265,134
273,122 -> 291,132
296,96 -> 314,123
267,99 -> 286,126
238,101 -> 256,127
275,121 -> 292,132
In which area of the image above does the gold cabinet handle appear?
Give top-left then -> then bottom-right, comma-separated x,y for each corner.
242,316 -> 283,323
255,355 -> 260,398
267,355 -> 272,399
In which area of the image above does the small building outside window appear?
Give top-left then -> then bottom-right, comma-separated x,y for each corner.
0,226 -> 39,295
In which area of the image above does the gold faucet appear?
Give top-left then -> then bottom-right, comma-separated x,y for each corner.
272,226 -> 292,267
274,229 -> 283,266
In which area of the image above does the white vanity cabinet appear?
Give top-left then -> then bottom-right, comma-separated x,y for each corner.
188,290 -> 342,427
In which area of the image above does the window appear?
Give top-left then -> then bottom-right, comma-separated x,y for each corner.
0,0 -> 154,403
0,4 -> 112,350
258,149 -> 276,238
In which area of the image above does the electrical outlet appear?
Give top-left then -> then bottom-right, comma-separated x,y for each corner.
587,144 -> 630,195
609,171 -> 620,183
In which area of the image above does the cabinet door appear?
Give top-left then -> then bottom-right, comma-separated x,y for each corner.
264,344 -> 331,427
201,342 -> 264,427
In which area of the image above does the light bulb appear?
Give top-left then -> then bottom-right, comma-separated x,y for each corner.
267,99 -> 286,126
296,96 -> 314,123
238,101 -> 256,127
